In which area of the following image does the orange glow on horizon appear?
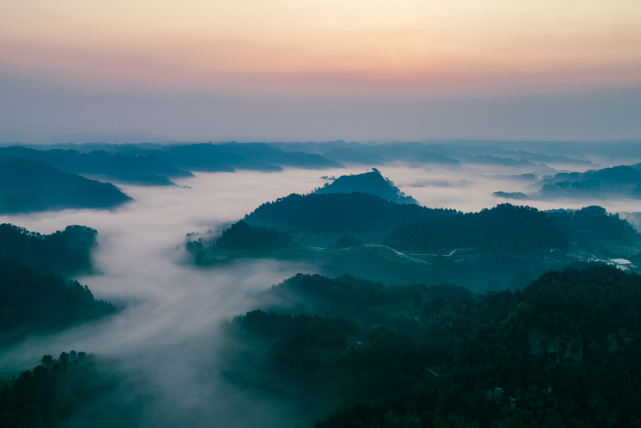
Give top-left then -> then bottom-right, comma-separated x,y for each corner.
2,0 -> 640,94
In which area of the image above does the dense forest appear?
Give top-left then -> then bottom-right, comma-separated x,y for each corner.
384,204 -> 569,253
224,266 -> 641,428
0,257 -> 116,343
315,169 -> 417,204
245,193 -> 456,237
0,351 -> 126,428
0,223 -> 97,278
216,221 -> 295,251
0,157 -> 132,213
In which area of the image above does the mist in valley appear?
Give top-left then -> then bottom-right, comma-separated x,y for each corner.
2,157 -> 641,427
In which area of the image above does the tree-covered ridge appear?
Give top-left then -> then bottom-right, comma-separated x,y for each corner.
0,223 -> 97,278
216,221 -> 295,251
315,169 -> 418,204
0,157 -> 132,213
0,257 -> 116,342
0,351 -> 123,428
226,266 -> 641,428
245,192 -> 456,236
546,205 -> 639,243
384,204 -> 568,254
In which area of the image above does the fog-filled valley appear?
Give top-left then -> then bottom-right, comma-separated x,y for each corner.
2,141 -> 641,428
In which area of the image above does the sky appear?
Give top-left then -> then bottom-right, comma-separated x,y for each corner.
1,0 -> 641,143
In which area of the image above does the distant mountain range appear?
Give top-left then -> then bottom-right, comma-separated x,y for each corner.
0,157 -> 132,213
494,164 -> 641,200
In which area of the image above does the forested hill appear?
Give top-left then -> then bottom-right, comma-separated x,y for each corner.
226,266 -> 641,428
0,351 -> 126,427
244,192 -> 456,236
0,257 -> 116,344
0,224 -> 97,278
385,203 -> 568,253
314,169 -> 418,204
547,205 -> 639,243
0,157 -> 132,213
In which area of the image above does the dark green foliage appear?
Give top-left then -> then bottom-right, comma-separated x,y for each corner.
0,223 -> 96,278
385,204 -> 568,253
315,169 -> 417,204
0,258 -> 116,340
230,311 -> 358,382
245,193 -> 456,236
0,352 -> 122,428
229,266 -> 641,428
0,157 -> 131,213
216,221 -> 295,251
547,206 -> 639,242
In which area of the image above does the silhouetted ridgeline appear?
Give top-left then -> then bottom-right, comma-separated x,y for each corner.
0,258 -> 116,343
245,192 -> 456,235
0,157 -> 131,213
315,169 -> 418,204
0,224 -> 97,278
154,142 -> 343,172
384,204 -> 569,253
273,140 -> 595,167
225,266 -> 641,428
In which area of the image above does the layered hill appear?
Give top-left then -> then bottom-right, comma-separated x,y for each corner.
0,147 -> 193,186
0,157 -> 131,213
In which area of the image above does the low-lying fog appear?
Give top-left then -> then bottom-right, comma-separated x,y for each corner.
0,163 -> 639,427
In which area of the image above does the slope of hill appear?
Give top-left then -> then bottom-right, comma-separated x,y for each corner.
0,157 -> 132,213
315,169 -> 417,204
